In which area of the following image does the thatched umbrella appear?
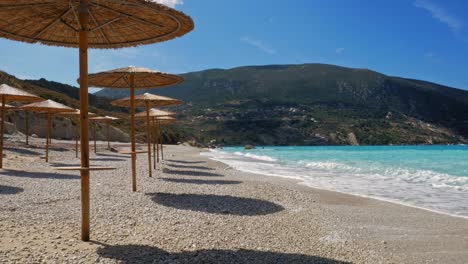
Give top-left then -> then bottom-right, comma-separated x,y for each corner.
57,110 -> 97,158
20,100 -> 74,162
89,116 -> 119,153
153,116 -> 176,161
113,93 -> 182,177
136,108 -> 176,169
0,0 -> 193,241
0,84 -> 42,168
88,68 -> 183,190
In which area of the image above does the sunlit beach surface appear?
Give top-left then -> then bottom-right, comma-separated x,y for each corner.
1,137 -> 468,263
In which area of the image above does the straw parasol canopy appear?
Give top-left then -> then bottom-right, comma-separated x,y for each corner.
20,100 -> 75,162
135,108 -> 176,118
88,67 -> 183,185
0,0 -> 194,242
0,103 -> 15,109
57,109 -> 97,117
111,92 -> 181,178
112,92 -> 183,108
0,84 -> 43,168
21,100 -> 75,114
0,1 -> 194,48
0,84 -> 42,102
86,67 -> 184,89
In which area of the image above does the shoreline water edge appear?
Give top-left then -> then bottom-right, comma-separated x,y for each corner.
202,145 -> 468,219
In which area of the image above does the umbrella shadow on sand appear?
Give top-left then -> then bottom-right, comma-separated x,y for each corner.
147,193 -> 284,216
90,157 -> 126,162
96,153 -> 128,158
4,147 -> 42,156
160,178 -> 242,185
162,168 -> 223,177
0,169 -> 79,180
0,185 -> 24,195
166,159 -> 206,164
166,163 -> 215,171
95,244 -> 350,264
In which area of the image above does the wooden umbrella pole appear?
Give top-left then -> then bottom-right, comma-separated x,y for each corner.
0,96 -> 5,168
159,121 -> 164,160
156,119 -> 160,163
145,101 -> 152,177
107,122 -> 110,150
25,110 -> 29,145
46,112 -> 51,162
130,74 -> 137,192
79,0 -> 91,242
75,117 -> 79,158
93,121 -> 96,153
152,117 -> 156,169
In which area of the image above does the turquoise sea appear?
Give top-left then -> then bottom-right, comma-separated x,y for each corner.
202,145 -> 468,218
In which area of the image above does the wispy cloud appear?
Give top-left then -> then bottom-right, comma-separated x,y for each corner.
241,36 -> 276,55
424,52 -> 441,63
414,0 -> 462,32
151,0 -> 184,8
335,48 -> 345,54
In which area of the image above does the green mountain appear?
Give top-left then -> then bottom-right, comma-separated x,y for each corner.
96,63 -> 468,146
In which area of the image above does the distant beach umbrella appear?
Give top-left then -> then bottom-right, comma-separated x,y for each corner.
151,116 -> 176,163
136,108 -> 177,168
0,0 -> 193,241
57,110 -> 97,158
89,116 -> 119,152
112,92 -> 182,177
0,84 -> 42,168
20,100 -> 75,162
87,67 -> 183,188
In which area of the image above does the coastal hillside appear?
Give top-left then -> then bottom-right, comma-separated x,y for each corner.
96,63 -> 468,146
0,71 -> 129,141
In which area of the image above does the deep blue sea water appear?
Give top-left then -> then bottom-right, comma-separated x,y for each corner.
202,145 -> 468,218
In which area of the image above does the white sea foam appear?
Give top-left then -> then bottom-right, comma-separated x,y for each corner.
202,149 -> 468,218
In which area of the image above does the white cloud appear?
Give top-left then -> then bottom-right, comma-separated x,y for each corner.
241,36 -> 276,55
151,0 -> 184,8
414,0 -> 462,32
424,52 -> 442,63
335,48 -> 345,54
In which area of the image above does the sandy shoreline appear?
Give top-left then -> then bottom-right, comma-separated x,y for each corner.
1,139 -> 468,263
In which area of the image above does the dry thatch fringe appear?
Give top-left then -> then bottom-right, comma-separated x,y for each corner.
56,109 -> 98,117
135,108 -> 176,118
85,66 -> 184,89
0,0 -> 194,49
90,116 -> 118,122
20,99 -> 75,113
0,84 -> 43,102
111,92 -> 183,107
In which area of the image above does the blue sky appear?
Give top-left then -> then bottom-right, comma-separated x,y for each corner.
0,0 -> 467,92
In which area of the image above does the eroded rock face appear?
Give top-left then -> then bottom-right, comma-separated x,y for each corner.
6,112 -> 129,142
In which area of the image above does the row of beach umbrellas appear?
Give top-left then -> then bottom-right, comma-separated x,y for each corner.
0,83 -> 123,162
0,0 -> 194,241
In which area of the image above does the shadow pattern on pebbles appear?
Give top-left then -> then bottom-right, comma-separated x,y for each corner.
166,159 -> 206,164
90,157 -> 126,162
147,193 -> 284,216
4,147 -> 42,156
96,244 -> 350,264
162,168 -> 223,177
160,178 -> 242,185
96,153 -> 128,158
0,185 -> 24,195
0,169 -> 79,180
166,163 -> 214,171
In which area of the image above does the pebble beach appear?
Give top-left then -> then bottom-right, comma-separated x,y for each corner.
1,138 -> 468,263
